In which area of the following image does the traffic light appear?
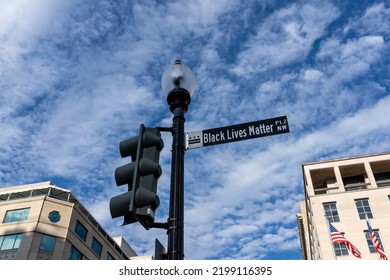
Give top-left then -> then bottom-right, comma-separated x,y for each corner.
110,124 -> 164,229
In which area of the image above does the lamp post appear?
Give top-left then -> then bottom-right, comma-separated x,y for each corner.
162,60 -> 195,260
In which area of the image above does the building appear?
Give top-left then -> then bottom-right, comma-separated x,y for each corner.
0,181 -> 138,260
297,152 -> 390,260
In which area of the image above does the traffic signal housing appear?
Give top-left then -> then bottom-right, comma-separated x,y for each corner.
110,124 -> 163,229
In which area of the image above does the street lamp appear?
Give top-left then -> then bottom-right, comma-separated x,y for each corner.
162,60 -> 196,112
162,60 -> 195,260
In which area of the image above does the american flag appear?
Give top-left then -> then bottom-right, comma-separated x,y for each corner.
366,218 -> 388,260
329,222 -> 362,258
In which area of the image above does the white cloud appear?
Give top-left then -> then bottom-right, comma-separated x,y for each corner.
232,1 -> 341,76
318,35 -> 385,77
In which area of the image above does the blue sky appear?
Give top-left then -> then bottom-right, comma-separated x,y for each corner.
1,0 -> 390,260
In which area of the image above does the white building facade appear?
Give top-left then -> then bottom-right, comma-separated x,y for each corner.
298,152 -> 390,260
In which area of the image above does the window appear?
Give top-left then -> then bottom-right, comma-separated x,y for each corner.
48,211 -> 61,223
75,220 -> 88,241
323,202 -> 340,222
343,175 -> 367,191
334,241 -> 349,256
69,245 -> 83,260
39,234 -> 56,252
107,252 -> 115,260
91,237 -> 102,257
3,208 -> 30,223
374,172 -> 390,188
0,233 -> 23,251
355,199 -> 373,219
365,230 -> 385,253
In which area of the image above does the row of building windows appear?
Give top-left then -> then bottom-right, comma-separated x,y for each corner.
312,171 -> 390,195
68,244 -> 114,260
72,220 -> 113,260
343,173 -> 390,191
0,231 -> 110,260
0,232 -> 57,253
0,232 -> 113,260
323,198 -> 377,223
334,230 -> 385,257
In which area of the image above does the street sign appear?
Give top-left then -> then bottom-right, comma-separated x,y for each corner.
186,115 -> 289,150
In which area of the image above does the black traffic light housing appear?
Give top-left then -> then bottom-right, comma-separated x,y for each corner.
110,124 -> 163,229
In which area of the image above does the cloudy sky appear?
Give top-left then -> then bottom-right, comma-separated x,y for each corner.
1,0 -> 390,260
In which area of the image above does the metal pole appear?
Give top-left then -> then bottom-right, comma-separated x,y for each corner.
167,106 -> 186,260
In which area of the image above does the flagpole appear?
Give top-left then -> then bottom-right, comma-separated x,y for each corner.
324,215 -> 337,260
326,216 -> 362,259
365,214 -> 386,260
365,214 -> 379,260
